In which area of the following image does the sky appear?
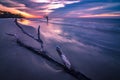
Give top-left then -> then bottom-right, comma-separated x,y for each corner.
0,0 -> 120,18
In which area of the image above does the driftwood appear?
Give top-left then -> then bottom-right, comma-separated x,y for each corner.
14,19 -> 44,51
56,46 -> 72,69
7,18 -> 91,80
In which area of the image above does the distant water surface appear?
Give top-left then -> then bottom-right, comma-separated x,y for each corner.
19,18 -> 120,80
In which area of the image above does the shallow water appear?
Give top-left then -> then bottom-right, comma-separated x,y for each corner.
27,18 -> 120,80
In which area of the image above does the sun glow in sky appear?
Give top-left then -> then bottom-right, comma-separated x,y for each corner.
0,4 -> 40,18
0,0 -> 120,18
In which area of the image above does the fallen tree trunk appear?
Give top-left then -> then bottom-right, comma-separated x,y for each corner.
16,37 -> 91,80
7,18 -> 91,80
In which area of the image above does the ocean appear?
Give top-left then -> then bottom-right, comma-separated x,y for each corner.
19,18 -> 120,80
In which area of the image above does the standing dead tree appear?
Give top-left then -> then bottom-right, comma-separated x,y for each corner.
7,18 -> 91,80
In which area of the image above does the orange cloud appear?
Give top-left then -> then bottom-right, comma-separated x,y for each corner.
0,4 -> 42,18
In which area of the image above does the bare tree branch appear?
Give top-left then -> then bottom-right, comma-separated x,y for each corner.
14,18 -> 44,50
37,25 -> 44,51
56,46 -> 72,69
14,18 -> 37,41
38,25 -> 41,40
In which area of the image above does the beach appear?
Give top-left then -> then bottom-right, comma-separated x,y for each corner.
0,18 -> 120,80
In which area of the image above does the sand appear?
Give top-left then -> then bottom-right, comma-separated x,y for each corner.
0,19 -> 76,80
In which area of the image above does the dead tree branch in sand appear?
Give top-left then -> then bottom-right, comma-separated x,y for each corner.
7,18 -> 91,80
37,25 -> 44,51
14,18 -> 44,51
56,46 -> 72,69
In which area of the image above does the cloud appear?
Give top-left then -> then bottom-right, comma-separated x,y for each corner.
30,0 -> 50,3
50,2 -> 120,18
0,4 -> 39,18
86,3 -> 120,11
0,0 -> 120,18
78,13 -> 120,18
0,0 -> 43,17
0,0 -> 25,7
30,0 -> 80,14
0,0 -> 81,17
